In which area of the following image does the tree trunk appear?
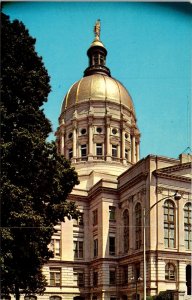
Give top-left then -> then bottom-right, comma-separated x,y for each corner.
15,284 -> 20,300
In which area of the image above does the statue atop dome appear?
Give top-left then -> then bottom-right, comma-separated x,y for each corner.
94,19 -> 100,40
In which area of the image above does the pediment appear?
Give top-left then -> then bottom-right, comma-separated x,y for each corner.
153,162 -> 191,182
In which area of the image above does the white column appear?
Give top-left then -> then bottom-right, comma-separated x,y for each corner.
128,147 -> 131,162
73,126 -> 77,158
60,128 -> 65,156
106,124 -> 111,161
88,124 -> 93,156
132,135 -> 136,163
122,129 -> 125,160
136,142 -> 140,162
117,143 -> 120,159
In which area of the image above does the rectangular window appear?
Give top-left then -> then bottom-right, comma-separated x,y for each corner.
93,271 -> 98,287
164,201 -> 175,248
109,206 -> 116,221
94,239 -> 98,257
96,143 -> 103,156
109,269 -> 116,285
73,212 -> 84,226
112,145 -> 117,157
109,236 -> 115,255
69,148 -> 73,159
73,269 -> 84,287
93,209 -> 98,226
50,268 -> 61,286
81,144 -> 87,160
73,241 -> 83,259
135,264 -> 140,279
49,239 -> 61,257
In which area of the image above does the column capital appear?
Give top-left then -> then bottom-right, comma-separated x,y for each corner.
88,115 -> 93,125
72,120 -> 77,129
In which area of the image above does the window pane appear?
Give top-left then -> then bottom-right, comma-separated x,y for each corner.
112,145 -> 117,157
170,239 -> 174,248
109,206 -> 116,220
164,238 -> 168,248
170,229 -> 174,238
96,143 -> 103,156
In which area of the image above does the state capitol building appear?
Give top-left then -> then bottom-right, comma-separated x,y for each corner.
30,21 -> 191,300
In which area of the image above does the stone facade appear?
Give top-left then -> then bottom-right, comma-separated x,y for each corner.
14,23 -> 192,300
38,154 -> 191,300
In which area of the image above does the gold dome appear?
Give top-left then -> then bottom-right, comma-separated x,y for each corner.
62,74 -> 134,112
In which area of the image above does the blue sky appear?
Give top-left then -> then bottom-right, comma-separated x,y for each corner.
3,2 -> 192,159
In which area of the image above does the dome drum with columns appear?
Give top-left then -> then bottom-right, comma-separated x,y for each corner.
56,20 -> 140,183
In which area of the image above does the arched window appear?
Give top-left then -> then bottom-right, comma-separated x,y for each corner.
123,209 -> 129,253
135,203 -> 142,249
184,203 -> 192,250
164,200 -> 175,248
50,296 -> 62,300
165,263 -> 176,281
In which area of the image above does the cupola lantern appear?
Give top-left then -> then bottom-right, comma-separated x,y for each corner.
84,20 -> 111,77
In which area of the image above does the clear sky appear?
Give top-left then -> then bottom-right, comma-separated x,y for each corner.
2,2 -> 192,159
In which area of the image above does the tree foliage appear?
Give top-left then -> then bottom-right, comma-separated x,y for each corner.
1,13 -> 79,299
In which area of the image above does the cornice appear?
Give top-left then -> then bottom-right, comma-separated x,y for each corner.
118,172 -> 148,195
88,184 -> 118,200
154,162 -> 191,174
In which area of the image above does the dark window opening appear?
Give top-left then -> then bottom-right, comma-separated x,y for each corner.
109,236 -> 115,255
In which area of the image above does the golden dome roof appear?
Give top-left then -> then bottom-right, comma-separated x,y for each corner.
62,74 -> 135,113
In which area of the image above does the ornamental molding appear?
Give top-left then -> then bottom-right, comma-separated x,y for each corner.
140,188 -> 146,195
77,136 -> 88,145
93,135 -> 105,143
156,187 -> 188,198
66,140 -> 73,149
127,195 -> 134,203
110,136 -> 120,144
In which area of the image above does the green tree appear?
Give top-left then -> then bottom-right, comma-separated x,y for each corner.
1,13 -> 79,300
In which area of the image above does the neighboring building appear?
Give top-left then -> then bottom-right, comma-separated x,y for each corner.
25,22 -> 192,300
